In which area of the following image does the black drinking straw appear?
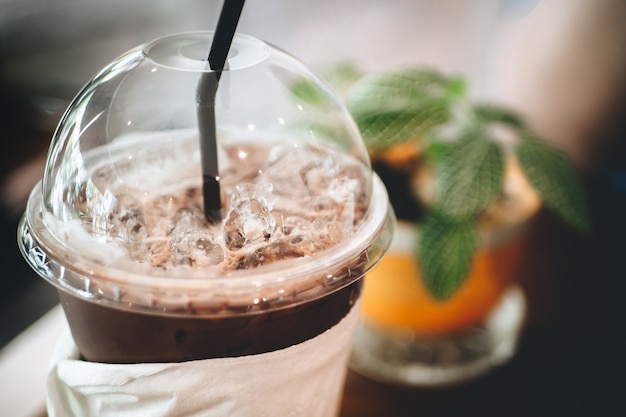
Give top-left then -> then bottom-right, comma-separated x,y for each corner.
197,0 -> 246,222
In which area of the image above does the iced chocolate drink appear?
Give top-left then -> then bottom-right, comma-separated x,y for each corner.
46,134 -> 384,363
18,32 -> 393,416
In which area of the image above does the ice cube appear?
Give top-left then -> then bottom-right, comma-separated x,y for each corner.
280,215 -> 312,235
311,218 -> 345,246
258,144 -> 328,196
170,231 -> 222,267
149,239 -> 170,268
328,176 -> 360,229
223,209 -> 246,250
327,177 -> 359,203
167,208 -> 222,267
108,194 -> 150,261
300,157 -> 335,195
171,207 -> 201,231
234,183 -> 277,210
230,236 -> 313,270
191,237 -> 224,267
242,214 -> 266,241
223,183 -> 277,250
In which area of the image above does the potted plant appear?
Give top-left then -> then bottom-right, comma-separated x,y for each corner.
329,65 -> 589,385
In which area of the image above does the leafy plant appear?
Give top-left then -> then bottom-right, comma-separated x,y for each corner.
340,66 -> 589,300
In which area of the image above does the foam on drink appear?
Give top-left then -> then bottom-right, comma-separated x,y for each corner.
55,131 -> 369,273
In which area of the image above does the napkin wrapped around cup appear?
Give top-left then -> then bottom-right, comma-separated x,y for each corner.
46,305 -> 360,417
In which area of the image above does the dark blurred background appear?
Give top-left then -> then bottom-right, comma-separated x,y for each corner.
0,0 -> 222,348
1,1 -> 625,416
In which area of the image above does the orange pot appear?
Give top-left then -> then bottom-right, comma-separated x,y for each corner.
361,159 -> 540,336
361,220 -> 532,335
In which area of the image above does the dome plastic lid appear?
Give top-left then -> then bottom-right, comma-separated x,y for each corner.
19,32 -> 394,315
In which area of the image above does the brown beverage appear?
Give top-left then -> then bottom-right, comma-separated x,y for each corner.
21,135 -> 391,363
57,281 -> 362,363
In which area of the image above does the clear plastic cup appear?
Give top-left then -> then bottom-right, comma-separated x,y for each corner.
18,31 -> 394,416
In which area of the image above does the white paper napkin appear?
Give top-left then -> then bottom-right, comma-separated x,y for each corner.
47,304 -> 360,417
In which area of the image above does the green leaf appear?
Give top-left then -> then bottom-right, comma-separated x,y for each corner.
348,67 -> 452,111
516,135 -> 590,232
474,104 -> 525,129
418,212 -> 478,300
352,101 -> 449,150
445,76 -> 467,100
346,67 -> 468,150
317,61 -> 364,96
424,141 -> 449,164
291,62 -> 363,107
437,132 -> 505,219
290,79 -> 328,108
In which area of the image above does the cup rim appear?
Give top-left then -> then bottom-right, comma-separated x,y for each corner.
20,174 -> 393,295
